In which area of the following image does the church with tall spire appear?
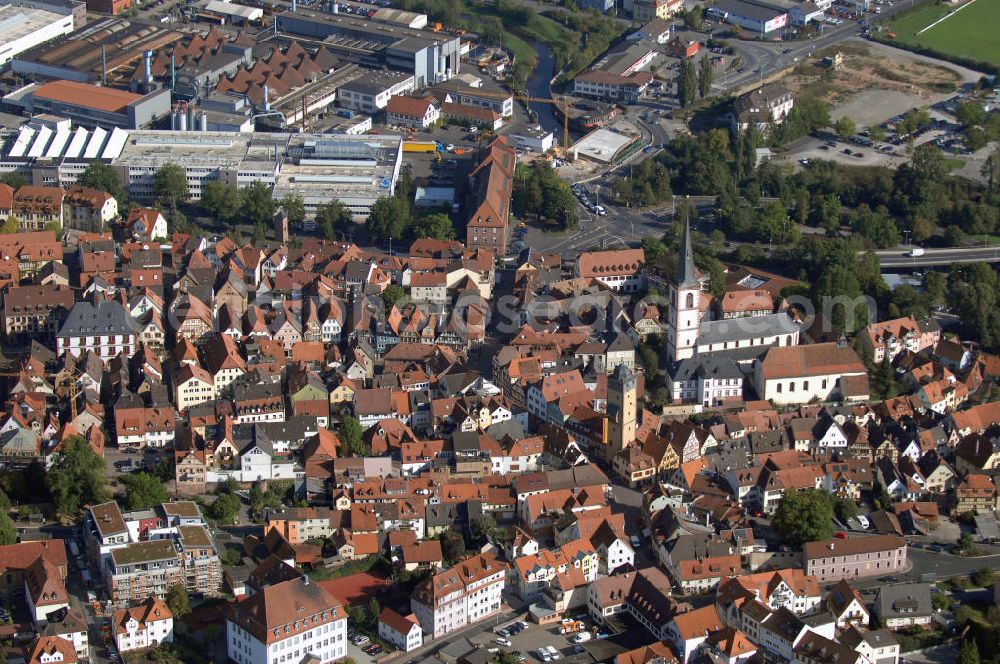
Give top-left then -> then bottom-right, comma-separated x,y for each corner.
666,218 -> 702,362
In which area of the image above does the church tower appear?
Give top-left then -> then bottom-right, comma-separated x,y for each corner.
606,363 -> 637,461
667,218 -> 701,362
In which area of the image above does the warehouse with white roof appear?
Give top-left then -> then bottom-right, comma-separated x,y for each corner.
0,3 -> 75,67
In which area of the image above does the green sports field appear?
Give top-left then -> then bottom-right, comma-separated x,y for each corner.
885,0 -> 1000,67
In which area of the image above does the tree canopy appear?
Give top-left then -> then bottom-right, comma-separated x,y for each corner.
512,162 -> 577,230
152,164 -> 189,209
772,489 -> 834,546
239,181 -> 277,226
367,195 -> 413,242
47,436 -> 110,517
413,213 -> 456,240
165,583 -> 190,619
340,416 -> 366,457
121,472 -> 169,510
77,161 -> 126,206
316,199 -> 353,241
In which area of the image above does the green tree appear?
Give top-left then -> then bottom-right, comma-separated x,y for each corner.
366,195 -> 412,242
958,638 -> 980,664
772,489 -> 834,546
165,583 -> 190,619
152,164 -> 189,209
956,101 -> 988,128
923,270 -> 947,305
207,492 -> 240,524
869,125 -> 885,144
965,126 -> 988,152
121,472 -> 169,510
471,514 -> 498,542
834,116 -> 856,141
382,284 -> 406,310
641,237 -> 667,264
201,181 -> 238,222
367,597 -> 381,624
931,592 -> 953,611
1,216 -> 18,234
252,222 -> 267,244
340,416 -> 366,457
684,4 -> 702,29
832,496 -> 858,523
0,509 -> 16,546
220,548 -> 242,567
678,59 -> 697,107
47,436 -> 110,517
279,192 -> 306,227
440,530 -> 465,563
316,199 -> 352,240
697,53 -> 713,99
1,172 -> 27,189
248,482 -> 265,516
44,221 -> 62,241
414,213 -> 456,240
77,161 -> 126,205
973,567 -> 995,587
239,181 -> 277,226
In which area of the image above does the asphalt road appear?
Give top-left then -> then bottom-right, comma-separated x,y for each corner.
874,246 -> 1000,268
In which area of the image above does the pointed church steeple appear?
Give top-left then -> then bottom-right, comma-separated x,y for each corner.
677,217 -> 699,288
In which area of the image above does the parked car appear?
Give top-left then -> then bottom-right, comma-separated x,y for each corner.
857,515 -> 870,529
496,638 -> 512,647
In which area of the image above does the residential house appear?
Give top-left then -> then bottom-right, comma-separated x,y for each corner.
113,597 -> 174,653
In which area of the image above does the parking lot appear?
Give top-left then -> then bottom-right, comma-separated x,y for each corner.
467,619 -> 597,664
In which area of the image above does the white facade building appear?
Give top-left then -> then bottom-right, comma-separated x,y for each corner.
410,554 -> 508,638
227,577 -> 347,664
114,597 -> 174,653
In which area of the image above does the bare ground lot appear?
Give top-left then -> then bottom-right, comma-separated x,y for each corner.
780,39 -> 978,128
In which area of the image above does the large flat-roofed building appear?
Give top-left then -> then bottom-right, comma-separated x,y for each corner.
0,2 -> 76,67
0,120 -> 130,188
708,0 -> 788,35
271,133 -> 404,221
3,80 -> 171,130
276,9 -> 461,87
1,124 -> 403,220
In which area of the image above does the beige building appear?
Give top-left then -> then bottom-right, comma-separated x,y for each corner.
803,535 -> 906,583
754,343 -> 869,406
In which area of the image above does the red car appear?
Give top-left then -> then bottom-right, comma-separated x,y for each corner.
834,531 -> 848,539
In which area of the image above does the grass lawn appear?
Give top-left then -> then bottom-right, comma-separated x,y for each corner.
941,156 -> 966,170
885,0 -> 1000,66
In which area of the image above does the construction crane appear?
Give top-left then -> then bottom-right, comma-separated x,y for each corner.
513,95 -> 571,151
0,371 -> 79,422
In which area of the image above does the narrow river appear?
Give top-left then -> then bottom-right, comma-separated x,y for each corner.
524,42 -> 562,137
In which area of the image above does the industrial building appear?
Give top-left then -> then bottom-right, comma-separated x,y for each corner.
708,0 -> 788,36
338,70 -> 415,114
0,123 -> 404,221
11,17 -> 186,85
2,80 -> 171,130
0,1 -> 77,67
271,133 -> 404,221
275,9 -> 462,87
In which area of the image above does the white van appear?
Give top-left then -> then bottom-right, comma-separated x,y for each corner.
908,248 -> 925,257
